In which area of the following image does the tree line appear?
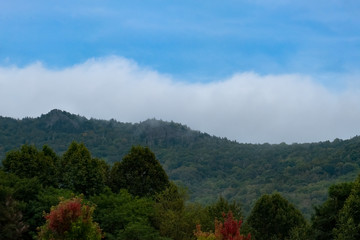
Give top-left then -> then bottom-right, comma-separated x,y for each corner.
1,109 -> 360,218
1,142 -> 360,239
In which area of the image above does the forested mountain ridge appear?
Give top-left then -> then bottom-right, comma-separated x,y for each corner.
1,109 -> 360,217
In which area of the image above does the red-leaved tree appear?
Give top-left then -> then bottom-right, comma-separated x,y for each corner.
217,211 -> 251,240
195,211 -> 251,240
38,197 -> 102,240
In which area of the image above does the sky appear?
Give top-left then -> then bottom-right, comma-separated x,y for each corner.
0,0 -> 360,143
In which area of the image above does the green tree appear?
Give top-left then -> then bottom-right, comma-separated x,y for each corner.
153,183 -> 187,240
153,183 -> 209,240
334,176 -> 360,239
2,145 -> 58,187
246,193 -> 306,240
38,196 -> 102,240
60,142 -> 108,196
0,170 -> 42,239
311,182 -> 353,240
109,146 -> 169,197
0,186 -> 28,240
26,187 -> 74,239
202,196 -> 243,232
0,169 -> 42,204
90,188 -> 167,240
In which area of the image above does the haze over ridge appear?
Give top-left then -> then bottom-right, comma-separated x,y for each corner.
1,56 -> 360,144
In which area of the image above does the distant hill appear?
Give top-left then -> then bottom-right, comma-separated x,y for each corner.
1,109 -> 360,217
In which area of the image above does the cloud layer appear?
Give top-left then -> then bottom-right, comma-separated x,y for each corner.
1,56 -> 359,143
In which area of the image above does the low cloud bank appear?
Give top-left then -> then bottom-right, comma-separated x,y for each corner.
1,56 -> 359,143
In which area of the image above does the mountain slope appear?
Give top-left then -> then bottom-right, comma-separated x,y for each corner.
1,109 -> 360,217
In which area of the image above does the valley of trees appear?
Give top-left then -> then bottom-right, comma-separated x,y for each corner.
1,109 -> 360,217
2,142 -> 360,239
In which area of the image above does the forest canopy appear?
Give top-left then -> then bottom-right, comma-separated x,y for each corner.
2,142 -> 360,239
1,109 -> 360,218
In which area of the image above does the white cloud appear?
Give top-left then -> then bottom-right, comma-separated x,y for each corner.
1,56 -> 359,143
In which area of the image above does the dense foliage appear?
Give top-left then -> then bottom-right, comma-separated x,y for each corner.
311,182 -> 353,240
194,211 -> 251,240
3,145 -> 58,187
38,196 -> 102,240
0,187 -> 28,240
109,145 -> 169,197
1,143 -> 226,240
60,142 -> 108,196
3,141 -> 360,239
246,193 -> 306,240
333,175 -> 360,239
90,188 -> 167,240
1,110 -> 360,217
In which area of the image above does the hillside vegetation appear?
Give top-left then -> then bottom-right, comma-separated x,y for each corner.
1,109 -> 360,216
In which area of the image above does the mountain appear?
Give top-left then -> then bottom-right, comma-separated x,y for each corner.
1,109 -> 360,217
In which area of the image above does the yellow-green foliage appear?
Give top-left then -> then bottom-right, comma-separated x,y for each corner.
194,225 -> 217,240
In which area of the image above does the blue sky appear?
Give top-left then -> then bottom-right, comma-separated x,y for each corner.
2,0 -> 359,81
1,0 -> 360,143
